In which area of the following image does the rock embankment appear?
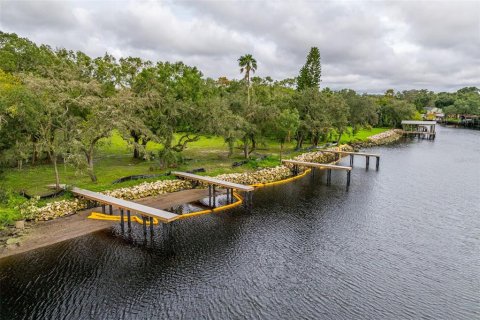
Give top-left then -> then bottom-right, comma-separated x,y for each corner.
22,143 -> 369,221
351,129 -> 403,148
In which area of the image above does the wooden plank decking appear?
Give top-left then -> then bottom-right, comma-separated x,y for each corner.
172,172 -> 254,191
282,159 -> 352,170
71,187 -> 179,223
321,150 -> 380,158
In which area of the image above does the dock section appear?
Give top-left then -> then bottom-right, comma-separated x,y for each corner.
282,160 -> 352,187
72,187 -> 179,236
322,150 -> 381,170
172,171 -> 254,210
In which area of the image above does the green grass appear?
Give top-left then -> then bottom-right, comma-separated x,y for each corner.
339,127 -> 389,144
0,127 -> 389,225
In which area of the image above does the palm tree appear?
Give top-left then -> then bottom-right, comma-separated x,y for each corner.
238,54 -> 257,105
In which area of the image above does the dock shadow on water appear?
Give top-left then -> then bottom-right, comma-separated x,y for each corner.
1,126 -> 479,320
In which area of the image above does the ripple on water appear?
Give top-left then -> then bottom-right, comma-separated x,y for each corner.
0,126 -> 479,319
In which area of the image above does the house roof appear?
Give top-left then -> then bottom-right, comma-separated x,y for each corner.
401,120 -> 437,125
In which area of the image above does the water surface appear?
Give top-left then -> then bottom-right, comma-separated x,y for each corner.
1,126 -> 479,319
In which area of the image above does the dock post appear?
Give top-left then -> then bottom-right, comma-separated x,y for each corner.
249,192 -> 253,211
347,170 -> 351,188
208,185 -> 212,207
212,185 -> 216,208
350,154 -> 354,167
246,192 -> 253,212
142,216 -> 147,238
226,188 -> 230,204
376,157 -> 380,170
120,209 -> 125,232
327,169 -> 332,186
102,205 -> 105,214
244,191 -> 249,209
149,217 -> 154,236
109,205 -> 113,215
293,165 -> 299,176
127,210 -> 131,230
366,156 -> 370,170
231,189 -> 234,204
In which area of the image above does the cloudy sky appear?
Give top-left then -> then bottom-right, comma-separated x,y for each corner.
1,0 -> 479,93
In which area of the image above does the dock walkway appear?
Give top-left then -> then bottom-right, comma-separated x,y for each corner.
322,150 -> 380,169
172,171 -> 254,209
72,187 -> 179,224
282,159 -> 352,187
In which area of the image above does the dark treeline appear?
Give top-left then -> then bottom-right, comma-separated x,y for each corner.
0,32 -> 479,187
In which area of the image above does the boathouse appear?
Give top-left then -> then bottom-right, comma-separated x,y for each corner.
401,120 -> 436,140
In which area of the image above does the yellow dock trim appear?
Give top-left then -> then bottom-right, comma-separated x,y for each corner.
88,166 -> 319,222
88,212 -> 159,225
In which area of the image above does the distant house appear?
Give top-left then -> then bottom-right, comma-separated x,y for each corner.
423,107 -> 444,121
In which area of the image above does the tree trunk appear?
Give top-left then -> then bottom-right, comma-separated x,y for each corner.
243,137 -> 249,159
132,131 -> 141,159
295,133 -> 304,150
336,130 -> 344,145
250,135 -> 256,155
49,152 -> 60,190
85,148 -> 97,182
227,137 -> 234,158
312,133 -> 320,147
31,143 -> 37,165
280,142 -> 284,162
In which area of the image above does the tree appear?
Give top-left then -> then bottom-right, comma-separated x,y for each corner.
238,54 -> 257,106
23,76 -> 73,189
340,89 -> 378,135
269,108 -> 300,161
297,47 -> 321,91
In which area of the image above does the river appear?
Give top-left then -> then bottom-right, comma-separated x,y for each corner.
0,126 -> 479,319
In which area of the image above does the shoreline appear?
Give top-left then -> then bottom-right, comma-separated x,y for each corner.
0,129 -> 402,260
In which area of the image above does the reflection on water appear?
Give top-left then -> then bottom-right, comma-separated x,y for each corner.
0,126 -> 479,319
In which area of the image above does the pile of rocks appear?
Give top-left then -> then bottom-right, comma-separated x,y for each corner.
33,199 -> 87,221
350,129 -> 403,148
215,165 -> 292,186
104,179 -> 192,200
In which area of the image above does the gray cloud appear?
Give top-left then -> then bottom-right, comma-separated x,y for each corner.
0,0 -> 478,93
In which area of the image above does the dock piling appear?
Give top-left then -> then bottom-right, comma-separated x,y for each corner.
149,217 -> 154,236
213,185 -> 216,208
350,154 -> 354,167
101,205 -> 105,214
376,157 -> 380,170
366,156 -> 370,170
327,169 -> 332,186
142,216 -> 147,238
208,185 -> 212,207
127,210 -> 131,230
120,209 -> 125,232
109,205 -> 113,215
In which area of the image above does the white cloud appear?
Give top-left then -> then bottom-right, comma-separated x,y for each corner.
0,0 -> 478,92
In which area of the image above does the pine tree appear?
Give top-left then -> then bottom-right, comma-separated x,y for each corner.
297,47 -> 321,91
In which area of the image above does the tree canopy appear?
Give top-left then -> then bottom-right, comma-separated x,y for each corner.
1,32 -> 475,188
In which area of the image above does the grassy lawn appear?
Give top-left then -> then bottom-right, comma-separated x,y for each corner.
0,127 -> 389,225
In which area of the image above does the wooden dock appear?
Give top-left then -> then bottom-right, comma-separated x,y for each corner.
0,189 -> 218,259
282,159 -> 352,187
71,187 -> 180,238
172,171 -> 254,210
322,150 -> 380,170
